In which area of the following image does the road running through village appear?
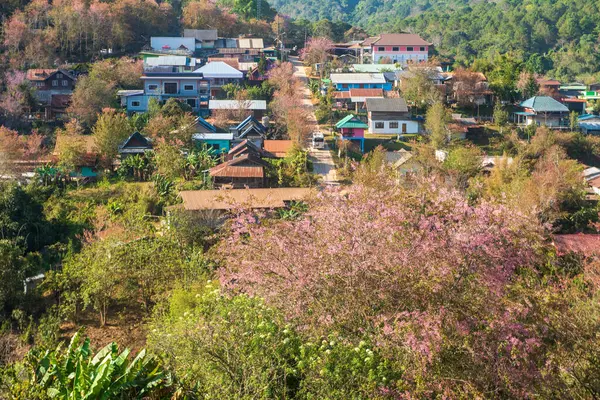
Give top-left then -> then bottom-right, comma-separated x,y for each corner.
290,56 -> 338,184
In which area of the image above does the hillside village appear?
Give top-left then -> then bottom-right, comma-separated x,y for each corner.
2,0 -> 600,398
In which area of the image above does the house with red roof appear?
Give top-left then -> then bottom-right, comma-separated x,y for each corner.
366,34 -> 431,65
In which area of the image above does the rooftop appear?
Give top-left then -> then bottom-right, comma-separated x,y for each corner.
330,73 -> 387,85
520,96 -> 569,113
183,29 -> 218,42
194,61 -> 243,79
352,64 -> 402,73
209,100 -> 267,110
26,69 -> 75,82
366,97 -> 409,113
373,33 -> 431,47
192,132 -> 234,141
336,114 -> 368,129
179,188 -> 315,210
263,140 -> 294,158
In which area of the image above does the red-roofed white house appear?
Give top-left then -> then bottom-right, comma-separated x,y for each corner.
368,34 -> 431,65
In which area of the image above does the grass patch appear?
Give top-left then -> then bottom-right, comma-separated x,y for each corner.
364,139 -> 412,153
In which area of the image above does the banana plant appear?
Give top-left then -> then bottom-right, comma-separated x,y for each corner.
29,332 -> 171,399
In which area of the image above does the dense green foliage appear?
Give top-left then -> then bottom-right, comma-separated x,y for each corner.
1,332 -> 171,399
271,0 -> 600,79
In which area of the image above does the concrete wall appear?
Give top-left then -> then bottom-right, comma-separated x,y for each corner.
368,119 -> 419,135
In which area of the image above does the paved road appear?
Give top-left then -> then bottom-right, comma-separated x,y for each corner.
290,56 -> 338,184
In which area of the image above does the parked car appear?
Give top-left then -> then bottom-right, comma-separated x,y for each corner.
311,132 -> 325,149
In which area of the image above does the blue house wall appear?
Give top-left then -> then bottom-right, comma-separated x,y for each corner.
124,75 -> 210,116
334,82 -> 393,92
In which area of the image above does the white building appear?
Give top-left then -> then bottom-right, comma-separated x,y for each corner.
366,97 -> 419,135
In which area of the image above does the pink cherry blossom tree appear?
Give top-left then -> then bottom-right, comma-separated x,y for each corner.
220,174 -> 554,396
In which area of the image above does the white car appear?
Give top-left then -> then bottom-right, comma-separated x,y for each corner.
311,132 -> 325,149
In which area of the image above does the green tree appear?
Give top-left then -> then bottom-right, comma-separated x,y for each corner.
92,109 -> 132,168
68,76 -> 116,128
400,67 -> 442,110
0,240 -> 28,317
570,111 -> 580,131
425,101 -> 451,148
493,103 -> 509,133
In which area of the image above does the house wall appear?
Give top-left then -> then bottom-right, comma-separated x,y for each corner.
371,46 -> 429,64
334,82 -> 393,92
144,79 -> 209,96
340,127 -> 365,138
526,114 -> 568,128
368,118 -> 419,135
195,139 -> 231,153
126,95 -> 149,113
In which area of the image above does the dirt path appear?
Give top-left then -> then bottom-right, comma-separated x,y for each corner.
290,56 -> 338,184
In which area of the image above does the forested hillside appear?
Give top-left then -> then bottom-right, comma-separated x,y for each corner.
270,0 -> 600,80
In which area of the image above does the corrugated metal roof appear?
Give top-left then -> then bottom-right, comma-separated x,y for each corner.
183,29 -> 218,41
352,64 -> 401,73
366,98 -> 409,113
209,100 -> 267,110
179,188 -> 314,210
336,114 -> 368,129
210,165 -> 264,178
194,61 -> 243,78
145,56 -> 196,67
373,33 -> 431,46
520,96 -> 569,112
193,133 -> 234,141
330,73 -> 387,84
263,140 -> 293,157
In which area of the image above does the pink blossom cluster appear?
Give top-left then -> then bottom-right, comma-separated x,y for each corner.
221,176 -> 550,396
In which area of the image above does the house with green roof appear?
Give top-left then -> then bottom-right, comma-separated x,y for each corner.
514,96 -> 570,129
335,114 -> 368,152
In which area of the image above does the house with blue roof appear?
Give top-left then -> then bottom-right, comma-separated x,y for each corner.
514,96 -> 570,129
230,115 -> 268,147
579,114 -> 600,135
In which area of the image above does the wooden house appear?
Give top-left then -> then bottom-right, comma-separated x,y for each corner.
230,115 -> 268,147
26,69 -> 77,119
209,140 -> 269,188
118,132 -> 152,157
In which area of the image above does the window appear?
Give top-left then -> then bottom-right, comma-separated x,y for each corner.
378,47 -> 385,51
62,80 -> 69,87
148,84 -> 158,91
389,122 -> 399,129
131,101 -> 141,107
392,47 -> 399,51
164,82 -> 178,94
52,80 -> 58,87
36,82 -> 44,87
375,122 -> 384,129
56,73 -> 63,79
186,98 -> 197,108
402,123 -> 407,133
407,46 -> 414,51
420,47 -> 426,51
207,143 -> 220,151
342,84 -> 348,89
184,84 -> 194,91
